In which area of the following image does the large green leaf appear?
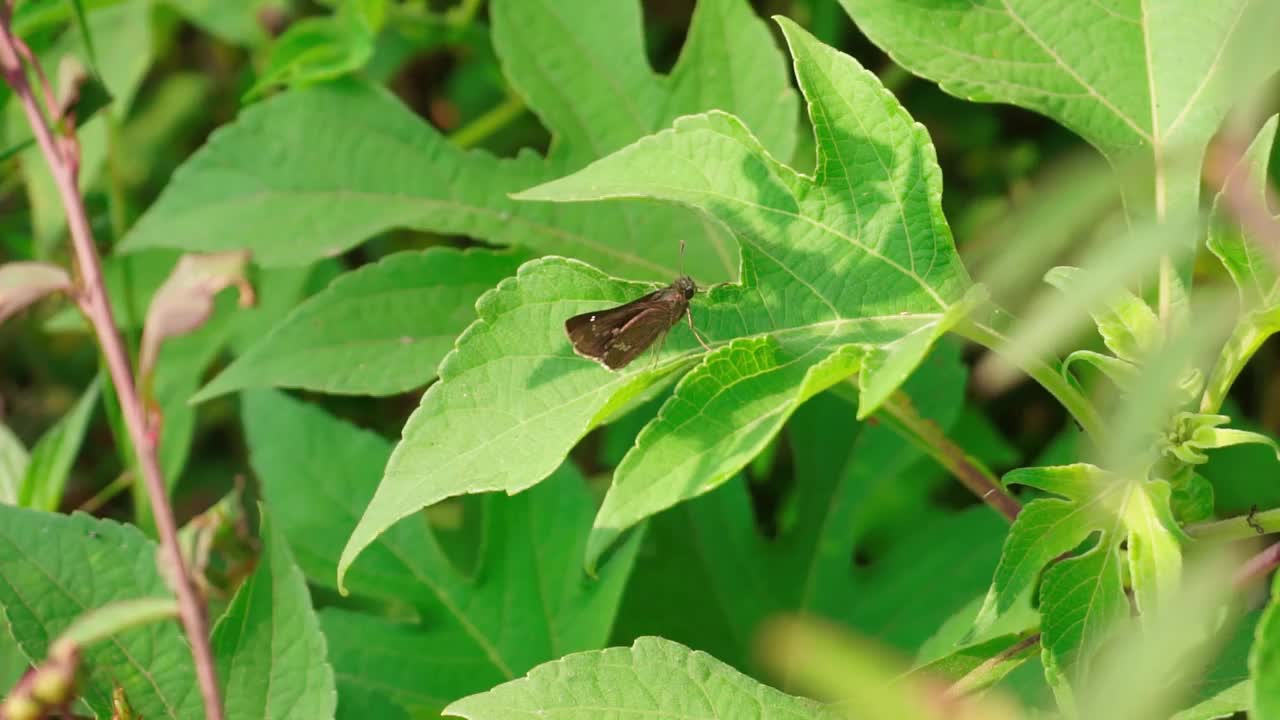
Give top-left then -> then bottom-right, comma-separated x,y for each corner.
120,0 -> 797,281
841,0 -> 1280,219
0,506 -> 200,718
244,391 -> 640,714
195,247 -> 529,399
211,509 -> 337,720
1254,573 -> 1280,719
444,636 -> 840,720
336,19 -> 973,586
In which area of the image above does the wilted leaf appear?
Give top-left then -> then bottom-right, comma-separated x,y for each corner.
0,262 -> 71,324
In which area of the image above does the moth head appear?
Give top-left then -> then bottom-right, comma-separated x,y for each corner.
674,275 -> 697,300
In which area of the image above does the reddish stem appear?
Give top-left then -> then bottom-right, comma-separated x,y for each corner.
0,7 -> 224,720
1233,541 -> 1280,590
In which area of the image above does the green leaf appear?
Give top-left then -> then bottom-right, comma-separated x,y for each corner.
212,508 -> 337,720
976,464 -> 1183,699
121,0 -> 798,280
1045,265 -> 1160,364
0,422 -> 28,505
244,390 -> 640,706
0,506 -> 199,718
322,610 -> 504,719
1204,116 -> 1280,412
19,377 -> 100,511
586,338 -> 864,569
1254,572 -> 1280,718
163,0 -> 283,47
196,247 -> 529,400
841,0 -> 1280,218
443,636 -> 840,720
611,358 -> 1007,674
247,9 -> 374,100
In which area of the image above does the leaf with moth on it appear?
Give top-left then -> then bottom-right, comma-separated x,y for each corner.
119,0 -> 797,282
337,20 -> 974,588
973,464 -> 1184,705
841,0 -> 1280,219
194,247 -> 530,400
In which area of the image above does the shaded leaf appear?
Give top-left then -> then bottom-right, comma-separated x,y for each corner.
0,423 -> 27,505
196,247 -> 528,400
212,509 -> 336,720
244,390 -> 640,711
139,250 -> 252,382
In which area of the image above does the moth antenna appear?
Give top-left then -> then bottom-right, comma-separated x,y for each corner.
679,238 -> 686,275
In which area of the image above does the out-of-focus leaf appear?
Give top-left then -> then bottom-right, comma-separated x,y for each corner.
246,4 -> 375,100
163,0 -> 284,47
1203,116 -> 1280,413
0,423 -> 27,505
19,377 -> 100,511
139,250 -> 252,382
0,262 -> 71,324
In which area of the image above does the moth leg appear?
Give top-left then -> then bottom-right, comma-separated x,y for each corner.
686,307 -> 712,351
648,330 -> 670,370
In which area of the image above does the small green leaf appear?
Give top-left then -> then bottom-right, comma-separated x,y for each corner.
0,423 -> 28,505
19,377 -> 100,511
195,247 -> 528,400
443,637 -> 840,720
212,508 -> 337,720
1168,468 -> 1215,524
247,8 -> 374,100
1063,350 -> 1140,390
56,598 -> 178,649
0,506 -> 200,718
1046,266 -> 1161,363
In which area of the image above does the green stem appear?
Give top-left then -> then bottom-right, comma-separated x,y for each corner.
878,389 -> 1021,522
448,94 -> 526,149
1186,507 -> 1280,542
76,470 -> 134,514
444,0 -> 484,28
956,318 -> 1106,442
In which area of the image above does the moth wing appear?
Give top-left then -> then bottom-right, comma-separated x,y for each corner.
564,290 -> 663,360
601,306 -> 677,369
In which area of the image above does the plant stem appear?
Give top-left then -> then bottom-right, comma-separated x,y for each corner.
879,390 -> 1021,522
0,7 -> 224,720
76,470 -> 134,514
944,633 -> 1041,699
448,94 -> 525,149
1233,541 -> 1280,590
1186,507 -> 1280,542
956,318 -> 1106,441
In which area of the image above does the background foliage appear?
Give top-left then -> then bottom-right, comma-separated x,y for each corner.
2,0 -> 1280,718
